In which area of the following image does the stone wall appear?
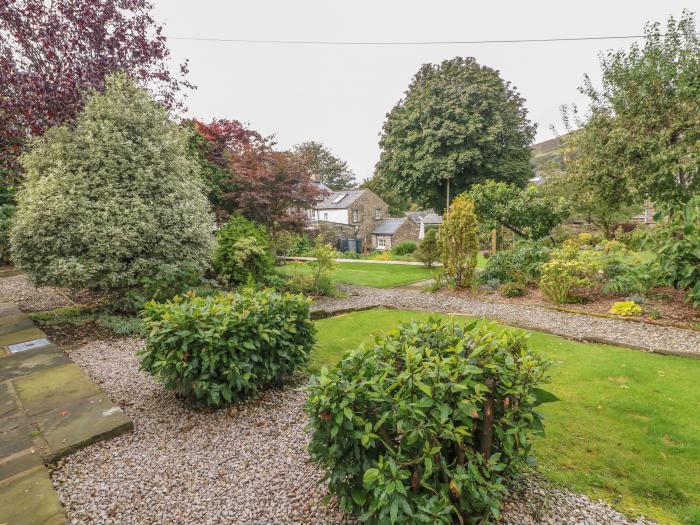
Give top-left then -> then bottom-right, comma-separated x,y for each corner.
348,190 -> 389,246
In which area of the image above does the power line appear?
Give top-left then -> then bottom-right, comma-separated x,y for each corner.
166,34 -> 656,46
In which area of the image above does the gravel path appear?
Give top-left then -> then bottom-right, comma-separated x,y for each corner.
0,274 -> 74,311
313,286 -> 700,358
52,336 -> 659,524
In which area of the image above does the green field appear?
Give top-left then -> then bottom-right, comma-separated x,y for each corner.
313,309 -> 700,525
279,261 -> 432,288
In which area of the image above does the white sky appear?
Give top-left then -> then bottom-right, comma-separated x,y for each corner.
152,0 -> 695,182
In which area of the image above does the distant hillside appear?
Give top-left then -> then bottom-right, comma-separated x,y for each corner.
531,133 -> 571,178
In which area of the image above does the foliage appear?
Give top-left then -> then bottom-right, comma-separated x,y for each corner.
486,278 -> 501,291
213,215 -> 275,287
307,318 -> 552,525
469,181 -> 568,241
602,262 -> 662,296
609,301 -> 643,316
0,0 -> 191,184
479,242 -> 552,285
501,282 -> 526,298
279,261 -> 432,290
361,173 -> 413,216
314,308 -> 700,524
438,195 -> 479,288
125,263 -> 206,313
540,125 -> 638,239
655,196 -> 700,307
10,74 -> 214,293
415,228 -> 440,268
293,141 -> 356,190
30,306 -> 145,337
391,241 -> 417,256
0,204 -> 15,263
140,289 -> 314,406
573,11 -> 700,206
286,233 -> 313,257
184,119 -> 267,221
578,233 -> 594,245
308,240 -> 337,293
376,57 -> 536,212
189,119 -> 322,231
539,246 -> 595,304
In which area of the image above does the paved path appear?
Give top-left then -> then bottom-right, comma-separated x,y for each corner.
0,302 -> 132,525
313,286 -> 700,358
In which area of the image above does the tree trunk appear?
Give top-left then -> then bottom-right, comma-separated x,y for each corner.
479,378 -> 496,458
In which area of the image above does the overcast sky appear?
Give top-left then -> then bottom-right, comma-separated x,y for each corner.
152,0 -> 693,182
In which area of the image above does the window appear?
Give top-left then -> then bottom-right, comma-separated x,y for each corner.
352,209 -> 359,223
331,193 -> 347,204
323,212 -> 328,221
377,237 -> 386,249
375,208 -> 381,220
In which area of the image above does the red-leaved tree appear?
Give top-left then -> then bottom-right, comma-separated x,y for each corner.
0,0 -> 191,181
226,148 -> 324,232
189,118 -> 324,232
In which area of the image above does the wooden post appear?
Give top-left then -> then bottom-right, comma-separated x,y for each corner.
491,228 -> 497,255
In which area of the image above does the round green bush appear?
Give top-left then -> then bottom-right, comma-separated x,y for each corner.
139,288 -> 314,406
480,242 -> 552,285
391,241 -> 417,256
306,318 -> 553,524
10,74 -> 214,292
501,282 -> 525,298
213,215 -> 275,286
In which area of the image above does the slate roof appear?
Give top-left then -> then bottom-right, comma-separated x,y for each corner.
316,189 -> 367,209
372,218 -> 407,235
404,210 -> 443,225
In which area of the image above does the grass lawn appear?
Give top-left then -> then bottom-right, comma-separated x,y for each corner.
360,251 -> 488,268
279,261 -> 432,288
313,309 -> 700,525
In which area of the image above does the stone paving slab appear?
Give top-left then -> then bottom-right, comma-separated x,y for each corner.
0,302 -> 133,525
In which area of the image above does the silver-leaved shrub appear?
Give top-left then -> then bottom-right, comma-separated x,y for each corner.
10,73 -> 214,293
307,318 -> 554,524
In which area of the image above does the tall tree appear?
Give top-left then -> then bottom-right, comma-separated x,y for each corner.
575,10 -> 700,205
376,57 -> 536,212
188,118 -> 322,231
226,148 -> 322,233
0,0 -> 190,182
293,141 -> 356,190
361,173 -> 412,216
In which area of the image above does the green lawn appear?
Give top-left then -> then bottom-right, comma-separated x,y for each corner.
313,309 -> 700,525
360,251 -> 488,268
279,261 -> 432,288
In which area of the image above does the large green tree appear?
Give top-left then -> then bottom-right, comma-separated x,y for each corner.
293,141 -> 356,190
10,74 -> 214,293
575,11 -> 700,205
376,57 -> 536,212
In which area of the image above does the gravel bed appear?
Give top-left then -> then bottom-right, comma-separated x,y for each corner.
314,286 -> 700,358
52,336 -> 659,524
0,273 -> 74,311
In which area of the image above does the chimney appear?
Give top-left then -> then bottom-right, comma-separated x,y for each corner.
310,172 -> 321,183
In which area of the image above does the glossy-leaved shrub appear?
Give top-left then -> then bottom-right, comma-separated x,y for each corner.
213,215 -> 275,286
140,289 -> 314,406
307,318 -> 553,524
391,241 -> 417,256
10,74 -> 214,293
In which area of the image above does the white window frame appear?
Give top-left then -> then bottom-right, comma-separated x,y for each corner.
375,208 -> 381,220
323,212 -> 328,221
377,237 -> 386,249
352,209 -> 359,223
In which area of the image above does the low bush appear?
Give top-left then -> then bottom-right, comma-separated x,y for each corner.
501,282 -> 526,298
485,278 -> 501,291
415,228 -> 440,268
140,289 -> 314,406
602,263 -> 662,296
539,247 -> 595,305
124,262 -> 205,313
306,318 -> 553,524
480,242 -> 552,285
391,241 -> 417,256
655,197 -> 700,307
609,301 -> 643,316
213,215 -> 275,286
